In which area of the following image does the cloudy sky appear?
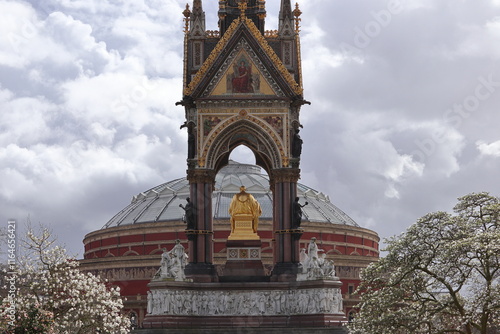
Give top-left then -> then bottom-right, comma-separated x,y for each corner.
1,0 -> 499,257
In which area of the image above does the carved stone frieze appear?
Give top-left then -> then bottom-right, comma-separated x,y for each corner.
89,267 -> 158,281
147,287 -> 343,316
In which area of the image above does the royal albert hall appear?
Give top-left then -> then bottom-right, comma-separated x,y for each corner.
80,161 -> 380,326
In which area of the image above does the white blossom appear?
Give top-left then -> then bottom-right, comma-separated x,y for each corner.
0,225 -> 130,333
349,192 -> 500,334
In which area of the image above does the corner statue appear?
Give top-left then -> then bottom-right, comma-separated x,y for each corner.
228,186 -> 262,240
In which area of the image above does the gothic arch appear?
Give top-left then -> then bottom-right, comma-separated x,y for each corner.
204,115 -> 284,175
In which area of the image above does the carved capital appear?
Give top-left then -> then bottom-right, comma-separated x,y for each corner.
187,169 -> 216,184
270,168 -> 301,185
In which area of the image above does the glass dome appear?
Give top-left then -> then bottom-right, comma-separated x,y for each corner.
102,161 -> 359,229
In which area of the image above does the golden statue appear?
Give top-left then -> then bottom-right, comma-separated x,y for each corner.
228,186 -> 262,240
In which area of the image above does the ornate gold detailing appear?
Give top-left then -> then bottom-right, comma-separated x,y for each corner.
205,30 -> 220,38
293,3 -> 302,33
184,18 -> 241,96
258,0 -> 266,11
228,186 -> 262,241
239,109 -> 248,117
243,17 -> 303,95
295,36 -> 303,89
257,0 -> 266,20
264,30 -> 278,38
183,4 -> 191,34
197,100 -> 290,109
199,114 -> 285,169
282,156 -> 289,167
293,4 -> 303,89
184,13 -> 303,97
238,1 -> 248,18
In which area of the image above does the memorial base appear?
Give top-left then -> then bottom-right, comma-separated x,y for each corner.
221,240 -> 266,280
143,280 -> 346,330
270,262 -> 302,282
184,263 -> 217,283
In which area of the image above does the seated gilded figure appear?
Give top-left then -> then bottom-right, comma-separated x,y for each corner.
228,186 -> 262,239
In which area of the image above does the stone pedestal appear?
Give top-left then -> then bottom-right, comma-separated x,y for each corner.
221,240 -> 266,281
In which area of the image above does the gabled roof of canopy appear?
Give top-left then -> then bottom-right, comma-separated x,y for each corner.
183,16 -> 303,98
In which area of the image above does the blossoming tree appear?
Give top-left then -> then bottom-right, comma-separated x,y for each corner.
349,192 -> 500,334
0,225 -> 130,333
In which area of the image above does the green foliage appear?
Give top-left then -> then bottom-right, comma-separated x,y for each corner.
349,192 -> 500,334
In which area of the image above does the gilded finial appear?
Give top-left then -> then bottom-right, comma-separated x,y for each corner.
183,4 -> 191,33
293,3 -> 302,33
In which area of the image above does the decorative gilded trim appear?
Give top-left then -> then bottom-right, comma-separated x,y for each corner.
184,18 -> 241,96
200,114 -> 285,169
182,4 -> 191,89
184,16 -> 303,97
295,35 -> 303,89
201,38 -> 285,98
206,30 -> 220,38
264,30 -> 278,38
293,3 -> 303,88
243,17 -> 302,95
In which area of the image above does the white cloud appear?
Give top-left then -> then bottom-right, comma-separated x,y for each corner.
477,140 -> 500,157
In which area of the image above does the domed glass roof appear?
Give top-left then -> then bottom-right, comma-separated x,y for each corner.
102,161 -> 359,229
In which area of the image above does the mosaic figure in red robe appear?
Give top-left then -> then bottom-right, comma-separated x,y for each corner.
231,60 -> 253,93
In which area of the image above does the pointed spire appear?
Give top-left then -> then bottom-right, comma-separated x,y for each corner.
279,0 -> 292,22
189,0 -> 206,37
192,0 -> 203,16
278,0 -> 294,37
